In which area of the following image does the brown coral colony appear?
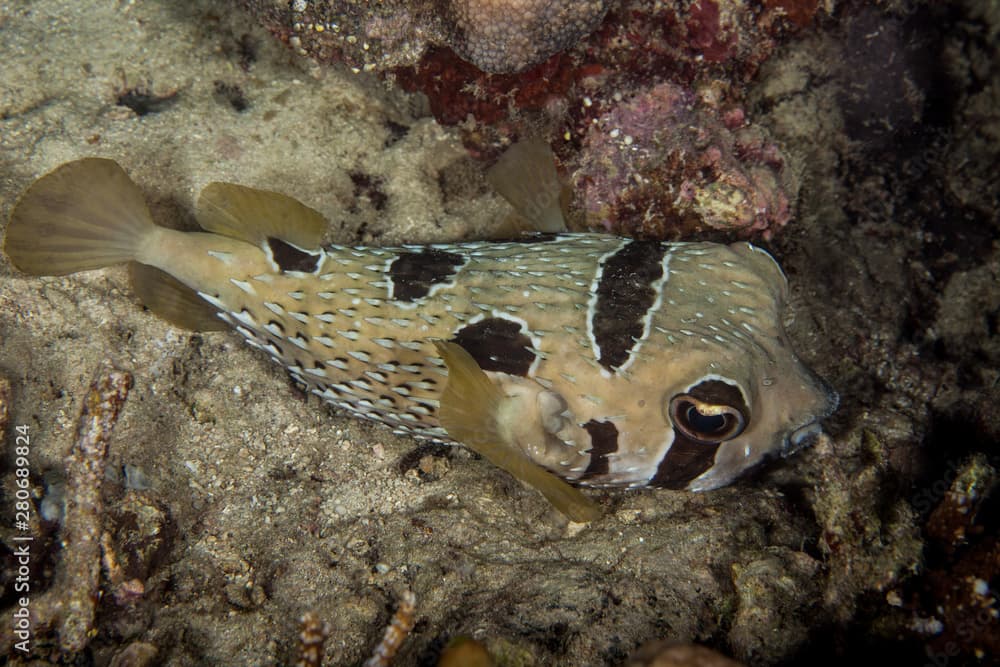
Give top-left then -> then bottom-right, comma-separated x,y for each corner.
444,0 -> 611,73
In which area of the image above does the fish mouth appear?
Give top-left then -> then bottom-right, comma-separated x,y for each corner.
785,421 -> 825,456
807,371 -> 840,419
783,376 -> 839,456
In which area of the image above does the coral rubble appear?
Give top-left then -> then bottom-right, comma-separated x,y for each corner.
0,368 -> 133,655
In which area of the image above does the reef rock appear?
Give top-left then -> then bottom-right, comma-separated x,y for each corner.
243,0 -> 610,74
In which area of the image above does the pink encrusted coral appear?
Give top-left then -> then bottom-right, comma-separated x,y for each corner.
570,82 -> 794,239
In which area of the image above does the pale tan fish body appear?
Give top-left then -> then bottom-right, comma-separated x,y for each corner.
4,153 -> 837,519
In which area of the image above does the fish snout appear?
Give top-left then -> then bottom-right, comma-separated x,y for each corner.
783,377 -> 838,456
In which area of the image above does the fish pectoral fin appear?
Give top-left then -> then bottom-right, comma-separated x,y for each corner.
195,182 -> 327,250
433,340 -> 602,523
487,139 -> 569,234
129,262 -> 228,331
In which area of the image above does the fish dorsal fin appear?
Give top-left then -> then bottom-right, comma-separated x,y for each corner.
433,341 -> 601,523
195,182 -> 327,250
129,262 -> 228,331
727,242 -> 789,302
487,139 -> 568,233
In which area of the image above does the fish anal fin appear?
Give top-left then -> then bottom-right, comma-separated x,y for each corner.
433,341 -> 601,523
195,182 -> 327,250
129,262 -> 228,331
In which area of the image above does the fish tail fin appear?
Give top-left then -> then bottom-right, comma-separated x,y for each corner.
433,341 -> 602,523
487,139 -> 569,234
4,158 -> 157,276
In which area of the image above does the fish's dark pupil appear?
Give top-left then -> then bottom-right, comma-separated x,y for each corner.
685,405 -> 727,434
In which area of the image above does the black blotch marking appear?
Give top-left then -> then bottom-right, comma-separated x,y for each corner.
349,171 -> 388,212
267,237 -> 320,273
389,249 -> 465,302
378,394 -> 398,405
214,80 -> 249,112
450,317 -> 536,377
652,379 -> 748,488
115,83 -> 178,116
582,420 -> 619,477
592,240 -> 667,371
267,320 -> 285,334
651,434 -> 721,489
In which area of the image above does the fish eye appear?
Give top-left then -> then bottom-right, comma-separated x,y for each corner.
667,395 -> 746,443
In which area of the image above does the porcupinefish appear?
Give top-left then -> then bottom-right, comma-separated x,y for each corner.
3,147 -> 837,522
